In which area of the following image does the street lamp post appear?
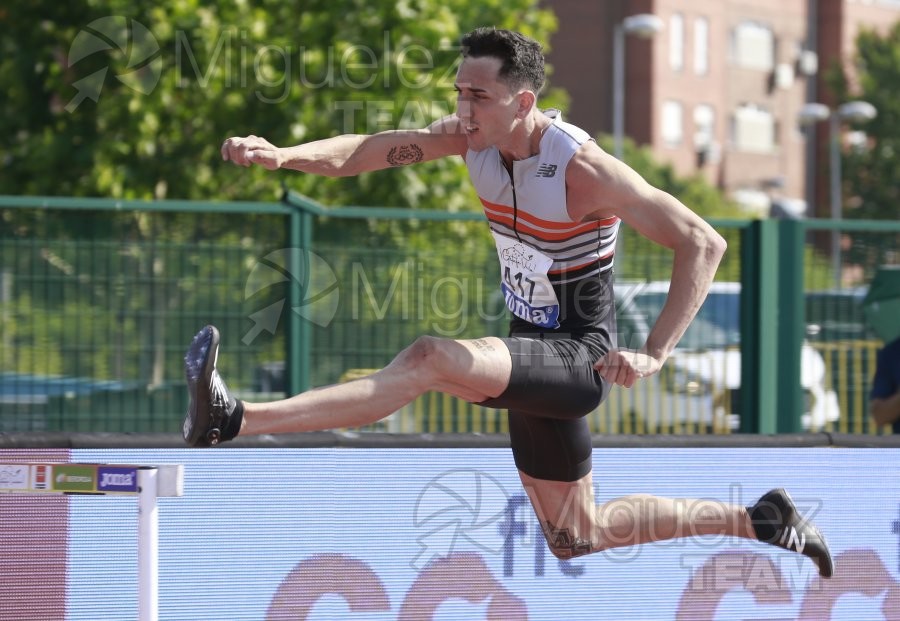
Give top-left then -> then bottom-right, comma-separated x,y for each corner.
798,100 -> 877,287
613,14 -> 663,160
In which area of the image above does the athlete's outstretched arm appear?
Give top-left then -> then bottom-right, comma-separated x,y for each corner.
220,115 -> 468,176
566,143 -> 727,386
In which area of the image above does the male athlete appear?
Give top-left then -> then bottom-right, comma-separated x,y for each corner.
184,27 -> 833,577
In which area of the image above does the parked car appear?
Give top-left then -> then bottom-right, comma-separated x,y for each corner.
805,287 -> 876,342
804,287 -> 881,432
595,281 -> 841,433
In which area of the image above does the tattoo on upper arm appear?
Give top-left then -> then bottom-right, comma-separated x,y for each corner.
386,144 -> 424,166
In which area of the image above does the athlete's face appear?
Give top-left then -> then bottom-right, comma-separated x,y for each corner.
454,56 -> 525,152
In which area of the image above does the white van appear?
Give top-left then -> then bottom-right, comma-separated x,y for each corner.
596,281 -> 841,433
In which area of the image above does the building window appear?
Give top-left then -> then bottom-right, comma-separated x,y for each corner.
669,14 -> 684,71
731,104 -> 776,153
662,100 -> 683,147
694,17 -> 709,75
694,104 -> 715,150
729,21 -> 775,71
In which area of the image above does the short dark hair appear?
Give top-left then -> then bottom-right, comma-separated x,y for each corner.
460,27 -> 545,93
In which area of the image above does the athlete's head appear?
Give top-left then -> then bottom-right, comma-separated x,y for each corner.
455,28 -> 546,151
460,27 -> 545,94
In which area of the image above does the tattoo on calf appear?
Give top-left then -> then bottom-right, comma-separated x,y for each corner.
386,144 -> 424,166
542,520 -> 593,559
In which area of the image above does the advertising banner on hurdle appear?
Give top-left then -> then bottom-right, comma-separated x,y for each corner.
0,462 -> 146,495
0,460 -> 183,621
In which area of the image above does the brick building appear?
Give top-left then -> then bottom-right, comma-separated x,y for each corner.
544,0 -> 899,217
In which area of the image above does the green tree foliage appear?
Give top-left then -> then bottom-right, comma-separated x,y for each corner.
0,0 -> 558,211
0,0 -> 560,392
827,21 -> 900,221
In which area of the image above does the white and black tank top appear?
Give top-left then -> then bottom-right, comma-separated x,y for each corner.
466,110 -> 619,331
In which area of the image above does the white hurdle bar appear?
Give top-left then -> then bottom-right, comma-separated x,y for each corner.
0,462 -> 185,621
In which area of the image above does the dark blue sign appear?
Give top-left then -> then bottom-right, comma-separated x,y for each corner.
97,466 -> 139,493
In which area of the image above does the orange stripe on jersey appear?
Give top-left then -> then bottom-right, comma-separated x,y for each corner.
480,198 -> 619,232
485,213 -> 606,242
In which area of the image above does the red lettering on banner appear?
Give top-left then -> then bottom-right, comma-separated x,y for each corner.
676,551 -> 792,620
266,553 -> 390,620
268,548 -> 900,620
798,549 -> 900,621
677,548 -> 900,620
398,552 -> 527,620
268,552 -> 526,620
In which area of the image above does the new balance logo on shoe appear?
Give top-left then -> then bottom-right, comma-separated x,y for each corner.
779,526 -> 806,554
748,488 -> 833,578
535,163 -> 558,178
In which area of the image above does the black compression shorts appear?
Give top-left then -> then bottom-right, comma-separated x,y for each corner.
479,274 -> 617,482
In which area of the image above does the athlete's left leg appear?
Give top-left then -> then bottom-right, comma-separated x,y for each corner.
518,469 -> 755,557
518,468 -> 834,578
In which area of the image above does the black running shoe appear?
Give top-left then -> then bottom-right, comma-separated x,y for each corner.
183,325 -> 243,446
748,488 -> 834,578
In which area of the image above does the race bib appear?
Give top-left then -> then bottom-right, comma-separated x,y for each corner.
491,231 -> 561,329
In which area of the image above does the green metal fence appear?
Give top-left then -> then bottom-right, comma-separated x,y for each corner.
0,196 -> 297,432
1,194 -> 897,435
799,220 -> 900,435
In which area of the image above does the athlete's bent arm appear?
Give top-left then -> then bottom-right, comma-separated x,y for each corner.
565,143 -> 727,386
220,115 -> 469,176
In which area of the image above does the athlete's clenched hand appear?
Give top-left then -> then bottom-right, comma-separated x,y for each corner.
593,349 -> 662,388
221,135 -> 283,170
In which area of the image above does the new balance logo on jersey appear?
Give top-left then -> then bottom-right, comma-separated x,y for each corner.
535,163 -> 558,178
779,526 -> 806,554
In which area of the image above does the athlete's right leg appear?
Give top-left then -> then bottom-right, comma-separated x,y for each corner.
241,333 -> 511,435
183,325 -> 511,445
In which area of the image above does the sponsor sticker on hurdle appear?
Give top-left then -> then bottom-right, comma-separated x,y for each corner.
97,466 -> 140,493
32,464 -> 51,490
52,464 -> 97,493
0,464 -> 30,491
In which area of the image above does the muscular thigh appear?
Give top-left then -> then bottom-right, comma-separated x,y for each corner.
480,332 -> 611,419
422,336 -> 513,403
479,331 -> 611,482
508,412 -> 593,481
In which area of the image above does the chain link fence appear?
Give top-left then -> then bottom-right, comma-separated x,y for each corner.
1,195 -> 898,435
